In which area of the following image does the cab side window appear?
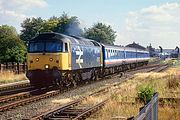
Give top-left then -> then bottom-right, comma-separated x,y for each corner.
65,43 -> 68,52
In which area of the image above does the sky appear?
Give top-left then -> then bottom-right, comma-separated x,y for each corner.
0,0 -> 180,49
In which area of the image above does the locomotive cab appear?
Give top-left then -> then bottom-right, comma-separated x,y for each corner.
26,33 -> 72,87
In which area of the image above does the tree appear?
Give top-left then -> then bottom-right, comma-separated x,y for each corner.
40,17 -> 59,32
20,17 -> 44,42
20,13 -> 83,42
0,25 -> 26,63
84,23 -> 116,44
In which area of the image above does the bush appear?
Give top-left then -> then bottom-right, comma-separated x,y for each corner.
137,85 -> 155,104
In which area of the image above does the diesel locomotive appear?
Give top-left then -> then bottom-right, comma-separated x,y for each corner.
26,32 -> 150,87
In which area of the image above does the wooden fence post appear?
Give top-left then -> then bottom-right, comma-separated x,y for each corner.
17,63 -> 20,74
23,62 -> 26,73
5,63 -> 8,70
0,64 -> 1,72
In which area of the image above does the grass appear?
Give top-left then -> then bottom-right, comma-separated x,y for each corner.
133,67 -> 180,98
148,57 -> 159,63
159,105 -> 180,120
87,99 -> 143,120
52,98 -> 72,104
87,63 -> 180,120
0,71 -> 27,84
81,96 -> 106,107
172,59 -> 180,66
160,59 -> 180,66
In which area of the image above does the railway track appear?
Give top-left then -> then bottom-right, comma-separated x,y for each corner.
30,63 -> 169,120
0,89 -> 38,105
0,85 -> 56,105
0,63 -> 169,114
0,80 -> 30,96
32,96 -> 108,120
0,90 -> 60,112
31,85 -> 111,120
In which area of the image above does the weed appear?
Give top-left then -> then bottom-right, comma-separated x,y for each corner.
137,84 -> 155,104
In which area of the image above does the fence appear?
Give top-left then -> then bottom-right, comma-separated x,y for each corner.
133,93 -> 158,120
0,63 -> 27,74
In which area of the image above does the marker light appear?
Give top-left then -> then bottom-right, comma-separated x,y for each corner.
45,64 -> 49,69
49,58 -> 53,62
35,58 -> 39,62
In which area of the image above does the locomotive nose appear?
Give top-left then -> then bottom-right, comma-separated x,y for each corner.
28,54 -> 60,70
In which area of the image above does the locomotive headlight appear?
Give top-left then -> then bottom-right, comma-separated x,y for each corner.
45,64 -> 49,69
49,58 -> 53,62
35,58 -> 39,62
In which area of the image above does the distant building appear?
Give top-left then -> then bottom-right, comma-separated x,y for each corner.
126,42 -> 146,50
126,42 -> 179,58
147,44 -> 156,57
154,48 -> 179,59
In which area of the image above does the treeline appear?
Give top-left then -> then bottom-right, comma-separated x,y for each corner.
0,25 -> 26,63
0,13 -> 116,63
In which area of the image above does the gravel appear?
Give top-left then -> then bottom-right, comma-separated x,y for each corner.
0,74 -> 125,120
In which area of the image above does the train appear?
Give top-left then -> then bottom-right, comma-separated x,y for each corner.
26,32 -> 150,87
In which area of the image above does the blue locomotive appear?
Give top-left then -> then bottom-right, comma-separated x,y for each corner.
26,32 -> 150,87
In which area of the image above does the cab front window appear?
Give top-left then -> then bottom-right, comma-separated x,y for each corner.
45,42 -> 63,52
28,41 -> 63,53
29,42 -> 44,52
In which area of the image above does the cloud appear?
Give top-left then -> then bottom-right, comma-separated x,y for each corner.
115,2 -> 180,49
0,0 -> 47,11
0,0 -> 47,31
0,10 -> 27,20
0,10 -> 28,29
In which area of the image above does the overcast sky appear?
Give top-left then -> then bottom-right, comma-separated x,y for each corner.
0,0 -> 180,49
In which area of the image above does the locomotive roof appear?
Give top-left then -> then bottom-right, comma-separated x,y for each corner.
30,32 -> 149,53
30,32 -> 101,47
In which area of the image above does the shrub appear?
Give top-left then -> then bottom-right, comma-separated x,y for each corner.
137,85 -> 155,104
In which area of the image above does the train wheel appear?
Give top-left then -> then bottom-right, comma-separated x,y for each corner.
54,78 -> 61,87
95,71 -> 99,81
73,72 -> 81,85
72,80 -> 77,88
118,72 -> 123,78
91,69 -> 96,81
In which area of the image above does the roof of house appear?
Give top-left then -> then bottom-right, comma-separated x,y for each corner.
126,42 -> 146,50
